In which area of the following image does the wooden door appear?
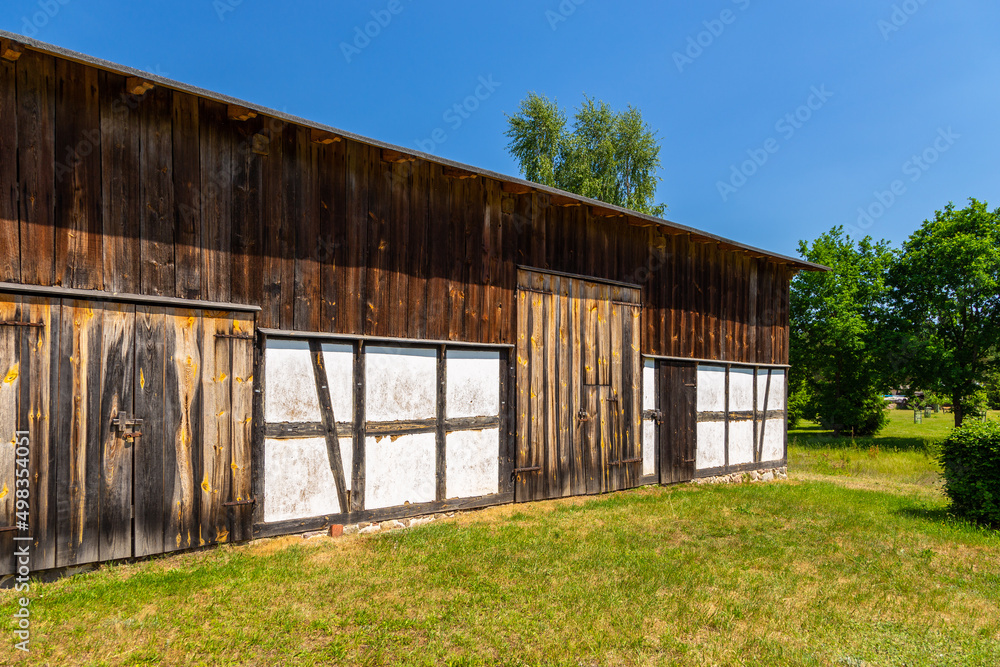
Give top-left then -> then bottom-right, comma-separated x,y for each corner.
0,295 -> 255,573
515,270 -> 641,502
658,361 -> 697,484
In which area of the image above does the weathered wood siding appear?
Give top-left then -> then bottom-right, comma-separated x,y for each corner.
0,48 -> 791,365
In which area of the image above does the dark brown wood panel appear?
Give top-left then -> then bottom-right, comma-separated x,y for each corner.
17,50 -> 55,288
134,305 -> 165,557
0,60 -> 18,283
97,302 -> 136,561
658,361 -> 697,485
54,59 -> 102,290
101,71 -> 141,294
139,86 -> 176,297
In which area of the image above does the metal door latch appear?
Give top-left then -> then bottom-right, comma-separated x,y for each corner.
112,412 -> 144,443
577,409 -> 592,422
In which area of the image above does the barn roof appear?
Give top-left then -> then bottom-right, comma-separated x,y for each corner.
0,30 -> 828,273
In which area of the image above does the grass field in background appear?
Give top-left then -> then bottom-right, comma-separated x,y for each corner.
2,409 -> 998,666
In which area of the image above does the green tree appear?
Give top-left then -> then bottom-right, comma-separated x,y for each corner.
790,227 -> 895,436
888,199 -> 1000,427
504,93 -> 666,216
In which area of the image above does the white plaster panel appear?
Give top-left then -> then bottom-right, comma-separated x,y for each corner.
446,429 -> 500,499
322,344 -> 355,423
642,419 -> 656,477
365,432 -> 437,509
263,436 -> 353,522
696,421 -> 726,470
697,366 -> 727,412
761,419 -> 785,462
643,359 -> 656,411
265,339 -> 321,423
365,347 -> 437,422
757,370 -> 787,412
446,350 -> 500,419
729,368 -> 755,412
729,420 -> 754,466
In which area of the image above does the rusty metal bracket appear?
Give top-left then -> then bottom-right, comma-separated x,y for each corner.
215,333 -> 254,340
223,498 -> 256,507
513,466 -> 542,474
0,321 -> 43,328
112,412 -> 144,441
577,410 -> 592,423
609,457 -> 643,466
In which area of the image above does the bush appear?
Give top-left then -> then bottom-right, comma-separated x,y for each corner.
939,420 -> 1000,527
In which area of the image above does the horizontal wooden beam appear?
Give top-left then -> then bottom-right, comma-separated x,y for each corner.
443,166 -> 477,180
547,193 -> 581,208
125,76 -> 154,96
1,39 -> 24,63
502,182 -> 534,195
258,327 -> 514,349
265,416 -> 501,440
0,281 -> 262,313
227,105 -> 257,121
697,410 -> 785,423
381,148 -> 416,163
310,129 -> 342,144
641,353 -> 790,370
590,204 -> 620,218
252,492 -> 514,539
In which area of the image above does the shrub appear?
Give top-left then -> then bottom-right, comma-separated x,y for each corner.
938,420 -> 1000,527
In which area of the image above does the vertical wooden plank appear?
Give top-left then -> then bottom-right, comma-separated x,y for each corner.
514,284 -> 530,501
351,342 -> 366,511
406,160 -> 429,339
249,331 -> 266,529
53,60 -> 102,290
543,283 -> 557,499
365,147 -> 391,337
229,313 -> 254,541
0,296 -> 21,573
163,310 -> 201,552
556,278 -> 572,498
388,161 -> 411,339
528,285 -> 544,501
569,277 -> 586,496
748,260 -> 759,365
259,120 -> 291,329
134,306 -> 165,557
609,298 -> 624,492
463,177 -> 484,343
98,302 -> 135,561
446,177 -> 466,341
481,179 -> 502,345
293,128 -> 322,332
343,141 -> 368,336
435,345 -> 446,502
425,167 -> 448,340
230,118 -> 263,308
499,194 -> 519,346
17,50 -> 56,287
25,298 -> 56,570
320,139 -> 347,333
101,71 -> 141,294
630,303 -> 643,484
172,92 -> 202,300
139,86 -> 176,297
200,312 -> 231,545
200,101 -> 233,304
0,59 -> 19,283
55,300 -> 103,567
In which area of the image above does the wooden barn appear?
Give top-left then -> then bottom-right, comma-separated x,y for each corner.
0,33 -> 825,576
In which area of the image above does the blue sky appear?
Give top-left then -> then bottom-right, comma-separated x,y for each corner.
4,0 -> 998,258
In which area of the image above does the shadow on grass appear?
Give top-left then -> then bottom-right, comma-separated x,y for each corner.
788,430 -> 935,453
895,503 -> 1000,534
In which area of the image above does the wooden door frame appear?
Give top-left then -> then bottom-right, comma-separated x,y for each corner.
514,268 -> 642,502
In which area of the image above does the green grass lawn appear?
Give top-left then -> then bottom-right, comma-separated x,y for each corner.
2,410 -> 999,666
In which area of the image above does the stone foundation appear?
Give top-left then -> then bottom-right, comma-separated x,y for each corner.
691,466 -> 788,486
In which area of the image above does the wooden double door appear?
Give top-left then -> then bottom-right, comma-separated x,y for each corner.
0,294 -> 254,573
515,270 -> 642,502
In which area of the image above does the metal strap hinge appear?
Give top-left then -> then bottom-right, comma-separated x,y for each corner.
216,333 -> 254,340
223,498 -> 256,507
0,321 -> 43,328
